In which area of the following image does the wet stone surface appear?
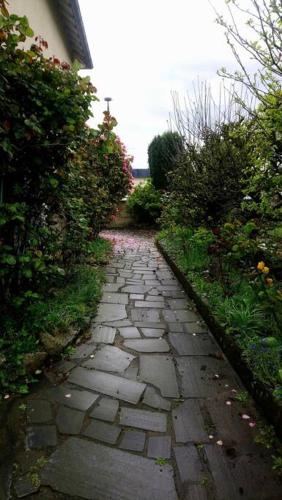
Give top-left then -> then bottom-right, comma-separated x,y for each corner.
9,230 -> 281,500
83,345 -> 135,372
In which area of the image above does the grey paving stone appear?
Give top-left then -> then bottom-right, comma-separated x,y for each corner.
175,309 -> 201,322
69,367 -> 146,404
148,436 -> 171,458
148,288 -> 160,296
176,357 -> 240,398
69,343 -> 96,360
42,437 -> 177,499
131,308 -> 160,322
119,430 -> 146,451
119,326 -> 141,338
102,283 -> 121,292
173,445 -> 204,483
121,285 -> 153,294
83,419 -> 121,444
14,476 -> 39,498
162,290 -> 186,298
185,485 -> 209,500
204,445 -> 241,500
162,310 -> 178,322
135,301 -> 165,308
95,303 -> 127,322
145,295 -> 165,302
167,322 -> 184,333
119,407 -> 167,432
104,319 -> 132,327
204,398 -> 257,452
46,385 -> 99,411
158,285 -> 182,292
117,277 -> 126,284
83,345 -> 135,372
184,322 -> 209,334
169,333 -> 216,355
53,360 -> 76,374
172,400 -> 208,443
90,397 -> 119,422
56,406 -> 84,435
122,358 -> 139,380
119,270 -> 134,277
101,292 -> 129,305
105,275 -> 116,283
143,386 -> 171,411
130,294 -> 144,300
145,280 -> 159,286
27,400 -> 52,424
167,299 -> 190,309
124,338 -> 170,353
141,327 -> 165,338
26,425 -> 57,449
90,325 -> 116,344
135,321 -> 166,329
140,355 -> 179,397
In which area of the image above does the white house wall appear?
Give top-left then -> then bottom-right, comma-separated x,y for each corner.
8,0 -> 72,63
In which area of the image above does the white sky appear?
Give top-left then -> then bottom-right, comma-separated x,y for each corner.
78,0 -> 250,169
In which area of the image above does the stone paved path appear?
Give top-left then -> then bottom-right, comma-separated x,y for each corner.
11,230 -> 281,499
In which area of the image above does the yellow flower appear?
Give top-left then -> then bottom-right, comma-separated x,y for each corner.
262,266 -> 270,274
257,261 -> 265,271
265,278 -> 273,286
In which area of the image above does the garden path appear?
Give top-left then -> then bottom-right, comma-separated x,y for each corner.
12,230 -> 281,499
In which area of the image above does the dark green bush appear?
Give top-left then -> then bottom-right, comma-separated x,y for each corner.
148,131 -> 183,190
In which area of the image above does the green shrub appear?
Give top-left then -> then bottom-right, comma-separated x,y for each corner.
127,180 -> 162,224
148,131 -> 184,190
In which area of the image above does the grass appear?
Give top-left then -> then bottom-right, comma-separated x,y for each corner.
0,237 -> 111,396
27,265 -> 104,335
157,227 -> 282,396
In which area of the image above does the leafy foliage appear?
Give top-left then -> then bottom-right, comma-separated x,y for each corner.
127,179 -> 162,224
0,8 -> 132,394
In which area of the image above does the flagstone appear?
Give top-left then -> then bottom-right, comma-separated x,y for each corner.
101,292 -> 129,305
139,355 -> 179,398
68,367 -> 146,404
89,325 -> 116,344
41,438 -> 178,500
147,436 -> 171,458
172,400 -> 208,443
119,430 -> 146,452
90,397 -> 119,422
141,328 -> 165,338
124,338 -> 170,353
118,326 -> 141,338
119,407 -> 167,432
95,303 -> 127,322
46,385 -> 99,411
83,419 -> 121,444
143,386 -> 171,411
169,333 -> 216,355
56,406 -> 84,435
83,345 -> 135,372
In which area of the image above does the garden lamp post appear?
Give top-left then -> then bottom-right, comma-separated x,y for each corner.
104,97 -> 112,113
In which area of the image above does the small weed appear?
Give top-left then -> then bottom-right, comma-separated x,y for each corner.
254,422 -> 276,449
18,403 -> 26,411
272,454 -> 282,474
200,474 -> 210,487
30,472 -> 40,488
155,457 -> 168,465
234,391 -> 249,406
196,443 -> 204,450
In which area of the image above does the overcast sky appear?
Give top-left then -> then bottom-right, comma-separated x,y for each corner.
78,0 -> 248,169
